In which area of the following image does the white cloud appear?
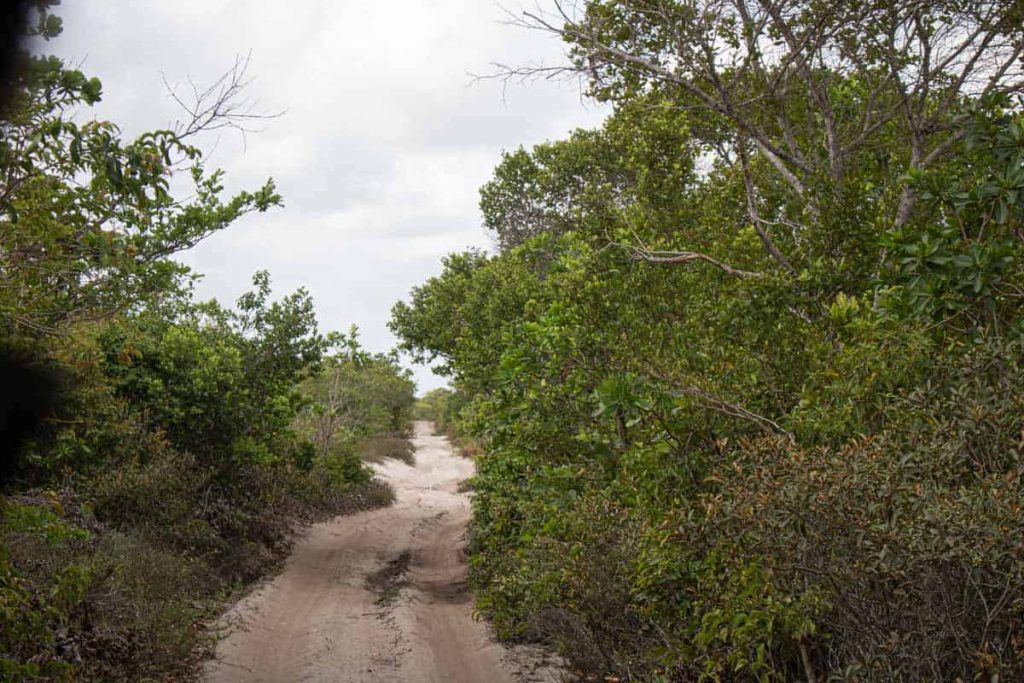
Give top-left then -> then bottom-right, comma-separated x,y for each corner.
46,1 -> 607,392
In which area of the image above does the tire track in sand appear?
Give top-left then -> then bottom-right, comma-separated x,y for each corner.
203,421 -> 562,683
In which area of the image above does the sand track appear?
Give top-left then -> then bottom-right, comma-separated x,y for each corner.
203,422 -> 560,683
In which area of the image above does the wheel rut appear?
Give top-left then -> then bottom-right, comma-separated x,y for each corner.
203,421 -> 563,683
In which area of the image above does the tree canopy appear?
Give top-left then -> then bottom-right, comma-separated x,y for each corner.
391,1 -> 1024,679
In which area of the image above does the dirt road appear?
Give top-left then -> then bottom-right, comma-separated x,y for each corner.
203,422 -> 560,683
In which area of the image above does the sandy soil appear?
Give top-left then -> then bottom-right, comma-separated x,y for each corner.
203,421 -> 562,683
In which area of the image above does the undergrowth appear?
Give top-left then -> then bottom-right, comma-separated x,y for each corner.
1,463 -> 394,682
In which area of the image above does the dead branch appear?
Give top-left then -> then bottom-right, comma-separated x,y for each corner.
162,52 -> 284,147
617,242 -> 764,278
673,383 -> 793,440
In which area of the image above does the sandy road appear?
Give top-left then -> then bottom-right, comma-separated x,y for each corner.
203,421 -> 560,683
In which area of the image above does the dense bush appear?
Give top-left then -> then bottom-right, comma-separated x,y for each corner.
0,10 -> 413,679
0,274 -> 406,679
390,2 -> 1024,678
1,505 -> 213,682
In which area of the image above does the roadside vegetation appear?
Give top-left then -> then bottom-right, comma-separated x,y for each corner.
0,7 -> 413,680
391,1 -> 1024,680
415,388 -> 480,456
297,328 -> 416,466
413,388 -> 455,434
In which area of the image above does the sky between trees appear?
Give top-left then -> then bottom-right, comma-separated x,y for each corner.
39,0 -> 607,392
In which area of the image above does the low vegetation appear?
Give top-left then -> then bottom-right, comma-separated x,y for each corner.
0,8 -> 413,680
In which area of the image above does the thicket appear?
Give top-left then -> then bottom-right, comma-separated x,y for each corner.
0,7 -> 413,680
415,388 -> 468,438
414,388 -> 450,426
391,1 -> 1024,680
296,328 -> 416,465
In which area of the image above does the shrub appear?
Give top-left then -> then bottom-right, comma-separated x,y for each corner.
650,339 -> 1024,680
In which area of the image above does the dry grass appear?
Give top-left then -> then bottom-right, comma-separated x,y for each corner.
453,437 -> 481,459
359,436 -> 415,465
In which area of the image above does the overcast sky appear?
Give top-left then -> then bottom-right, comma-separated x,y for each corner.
43,1 -> 607,392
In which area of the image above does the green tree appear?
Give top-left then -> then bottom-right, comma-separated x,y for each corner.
94,272 -> 323,469
508,0 -> 1024,279
0,25 -> 280,336
392,17 -> 1024,676
297,328 -> 415,456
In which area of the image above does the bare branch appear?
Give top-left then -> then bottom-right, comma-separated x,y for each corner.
162,52 -> 285,147
738,135 -> 797,274
672,383 -> 793,439
757,0 -> 842,178
617,242 -> 764,279
508,2 -> 814,191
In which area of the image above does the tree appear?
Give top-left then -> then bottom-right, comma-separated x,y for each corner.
502,0 -> 1024,275
392,20 -> 1024,675
297,328 -> 416,456
0,39 -> 281,336
96,272 -> 323,469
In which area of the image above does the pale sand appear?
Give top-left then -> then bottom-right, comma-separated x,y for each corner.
203,421 -> 563,683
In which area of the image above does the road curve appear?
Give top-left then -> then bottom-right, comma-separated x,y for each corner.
203,421 -> 560,683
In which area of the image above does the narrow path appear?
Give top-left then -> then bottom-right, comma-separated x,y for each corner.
203,421 -> 561,683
